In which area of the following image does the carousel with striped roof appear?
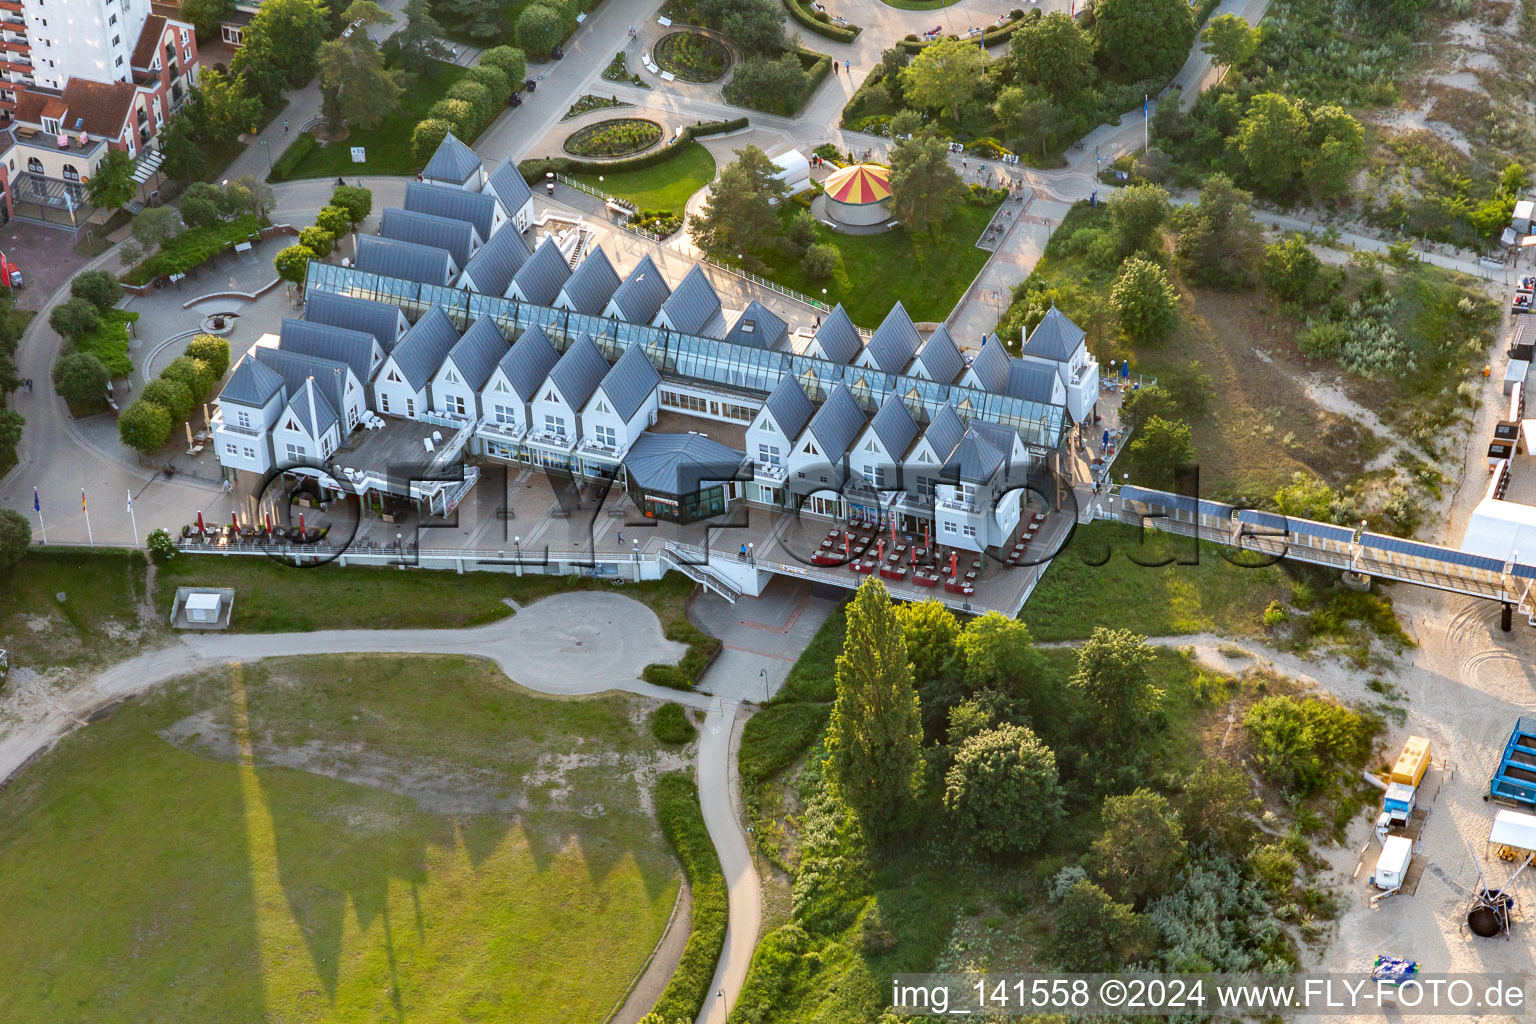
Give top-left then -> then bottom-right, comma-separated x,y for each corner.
821,163 -> 894,227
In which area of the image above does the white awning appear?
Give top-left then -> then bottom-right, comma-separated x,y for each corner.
1489,809 -> 1536,851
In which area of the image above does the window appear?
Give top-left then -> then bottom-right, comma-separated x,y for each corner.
444,368 -> 459,384
108,12 -> 116,23
758,417 -> 775,433
544,413 -> 565,435
593,424 -> 616,447
916,450 -> 933,464
962,523 -> 977,538
40,118 -> 57,135
722,402 -> 753,422
110,34 -> 119,46
802,441 -> 820,457
594,399 -> 609,414
225,443 -> 237,456
757,443 -> 780,466
959,483 -> 977,504
378,392 -> 390,412
942,521 -> 957,535
26,156 -> 40,175
115,55 -> 123,66
386,369 -> 402,383
242,446 -> 256,460
915,475 -> 936,498
862,465 -> 886,489
405,397 -> 415,417
446,394 -> 465,415
493,404 -> 515,424
61,163 -> 77,181
235,410 -> 251,428
284,443 -> 307,461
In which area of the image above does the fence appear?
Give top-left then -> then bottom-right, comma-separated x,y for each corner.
554,173 -> 667,244
688,249 -> 833,313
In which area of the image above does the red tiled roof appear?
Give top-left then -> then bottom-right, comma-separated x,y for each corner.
12,89 -> 54,126
39,96 -> 66,119
58,78 -> 135,138
131,14 -> 167,70
150,0 -> 182,17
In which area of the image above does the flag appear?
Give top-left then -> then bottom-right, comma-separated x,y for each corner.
126,490 -> 133,512
81,489 -> 87,512
33,486 -> 39,512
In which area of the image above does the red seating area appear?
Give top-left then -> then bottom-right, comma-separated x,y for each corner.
805,510 -> 1050,597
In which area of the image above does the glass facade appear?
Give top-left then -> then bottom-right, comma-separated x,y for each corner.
307,263 -> 1070,453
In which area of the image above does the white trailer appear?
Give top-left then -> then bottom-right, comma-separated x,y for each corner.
1373,835 -> 1413,893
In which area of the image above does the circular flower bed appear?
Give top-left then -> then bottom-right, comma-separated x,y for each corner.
653,30 -> 731,83
564,118 -> 664,157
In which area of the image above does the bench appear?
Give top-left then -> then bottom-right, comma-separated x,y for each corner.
660,70 -> 676,82
233,241 -> 253,254
657,15 -> 672,25
644,57 -> 660,74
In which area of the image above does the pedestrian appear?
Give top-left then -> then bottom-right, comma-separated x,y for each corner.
617,530 -> 623,543
832,61 -> 838,75
283,118 -> 289,134
962,158 -> 967,172
844,59 -> 850,74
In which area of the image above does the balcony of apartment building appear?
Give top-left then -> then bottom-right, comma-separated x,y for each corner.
0,1 -> 24,15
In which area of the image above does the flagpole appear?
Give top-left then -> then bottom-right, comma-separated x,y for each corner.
127,489 -> 139,547
82,489 -> 93,548
33,487 -> 45,544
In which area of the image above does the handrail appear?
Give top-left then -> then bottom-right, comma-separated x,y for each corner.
688,248 -> 832,313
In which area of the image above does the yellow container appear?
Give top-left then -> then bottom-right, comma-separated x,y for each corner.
1391,736 -> 1431,787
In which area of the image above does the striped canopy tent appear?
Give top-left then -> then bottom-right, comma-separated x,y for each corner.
823,164 -> 893,226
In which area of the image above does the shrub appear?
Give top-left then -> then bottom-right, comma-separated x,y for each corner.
465,63 -> 511,103
330,184 -> 374,226
179,181 -> 223,228
297,225 -> 334,256
51,351 -> 109,409
784,208 -> 818,256
49,298 -> 101,341
515,3 -> 564,56
72,311 -> 136,378
564,118 -> 663,157
1263,233 -> 1321,302
0,507 -> 29,570
480,45 -> 527,87
740,702 -> 832,784
1243,694 -> 1376,797
446,79 -> 495,127
183,335 -> 231,378
118,398 -> 173,453
161,355 -> 216,404
650,702 -> 698,744
944,723 -> 1065,857
411,118 -> 454,165
643,663 -> 693,690
147,526 -> 177,562
70,269 -> 123,312
269,132 -> 320,181
801,242 -> 837,279
650,773 -> 727,1022
141,377 -> 195,423
313,204 -> 353,241
428,98 -> 475,138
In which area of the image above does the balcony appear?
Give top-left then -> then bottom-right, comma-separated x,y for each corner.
211,415 -> 263,439
935,496 -> 980,515
577,437 -> 621,459
475,417 -> 526,444
753,460 -> 786,483
524,428 -> 574,451
0,2 -> 24,13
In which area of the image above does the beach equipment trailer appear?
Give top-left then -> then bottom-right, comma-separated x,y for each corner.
1487,718 -> 1536,808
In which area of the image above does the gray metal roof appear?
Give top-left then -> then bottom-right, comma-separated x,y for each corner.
807,383 -> 865,460
511,236 -> 571,306
1006,359 -> 1056,404
388,305 -> 460,391
304,290 -> 403,353
356,234 -> 453,285
920,403 -> 965,461
1023,306 -> 1085,361
968,418 -> 1018,470
969,334 -> 1011,392
254,346 -> 349,422
404,180 -> 497,242
611,254 -> 671,325
380,207 -> 477,268
864,301 -> 921,374
560,246 -> 621,314
597,342 -> 661,420
486,157 -> 534,212
498,323 -> 560,402
461,222 -> 531,295
444,316 -> 509,391
280,317 -> 376,384
625,431 -> 747,496
422,131 -> 482,185
867,392 -> 919,458
763,373 -> 814,437
658,264 -> 719,334
218,354 -> 285,407
285,377 -> 339,437
548,333 -> 609,409
943,428 -> 1004,483
814,304 -> 861,365
912,324 -> 964,383
723,300 -> 788,350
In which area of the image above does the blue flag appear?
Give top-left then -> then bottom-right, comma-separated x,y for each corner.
32,487 -> 39,513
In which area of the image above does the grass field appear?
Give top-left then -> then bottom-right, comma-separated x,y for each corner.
568,141 -> 716,213
0,654 -> 682,1024
755,201 -> 995,327
0,547 -> 152,670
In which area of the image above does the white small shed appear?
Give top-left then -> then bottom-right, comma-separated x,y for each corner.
772,149 -> 811,196
1373,835 -> 1413,890
1513,200 -> 1536,235
185,592 -> 222,623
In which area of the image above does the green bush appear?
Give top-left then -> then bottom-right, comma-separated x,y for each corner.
898,10 -> 1023,52
445,79 -> 495,127
650,773 -> 727,1023
298,225 -> 334,256
516,3 -> 564,56
141,377 -> 195,423
49,298 -> 101,341
161,355 -> 216,404
183,335 -> 231,378
780,0 -> 858,41
118,398 -> 173,453
51,351 -> 109,409
124,215 -> 263,284
519,118 -> 746,179
464,63 -> 512,104
411,118 -> 455,165
428,97 -> 476,138
72,310 -> 137,378
564,118 -> 663,157
650,702 -> 698,744
480,45 -> 527,87
70,269 -> 123,312
740,702 -> 831,784
269,132 -> 321,182
147,527 -> 177,562
1243,695 -> 1376,797
643,663 -> 693,690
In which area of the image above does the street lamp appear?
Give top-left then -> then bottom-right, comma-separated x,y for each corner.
760,667 -> 768,702
514,534 -> 521,559
260,137 -> 271,173
747,541 -> 754,565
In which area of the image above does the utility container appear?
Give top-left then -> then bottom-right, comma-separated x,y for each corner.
1383,782 -> 1417,819
1391,736 -> 1431,787
1373,835 -> 1413,891
1489,718 -> 1536,808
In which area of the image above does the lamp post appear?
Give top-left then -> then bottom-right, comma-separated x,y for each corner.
260,137 -> 271,174
747,541 -> 754,565
760,666 -> 768,702
514,534 -> 522,575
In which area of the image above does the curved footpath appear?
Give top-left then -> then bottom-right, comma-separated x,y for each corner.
0,591 -> 757,1024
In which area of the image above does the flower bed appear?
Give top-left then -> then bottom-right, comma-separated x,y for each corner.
602,51 -> 651,88
654,30 -> 731,83
562,94 -> 630,121
633,209 -> 683,237
564,118 -> 665,158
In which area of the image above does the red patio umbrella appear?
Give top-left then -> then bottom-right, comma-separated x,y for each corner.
299,512 -> 306,537
196,511 -> 205,534
924,523 -> 930,550
231,511 -> 240,531
843,534 -> 850,558
877,539 -> 884,563
890,516 -> 897,545
949,551 -> 958,577
264,510 -> 272,533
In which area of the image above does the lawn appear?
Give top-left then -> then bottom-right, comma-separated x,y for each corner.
0,547 -> 155,672
270,63 -> 473,180
755,200 -> 996,326
568,140 -> 716,212
0,654 -> 683,1024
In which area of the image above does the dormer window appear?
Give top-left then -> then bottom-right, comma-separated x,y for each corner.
41,117 -> 58,134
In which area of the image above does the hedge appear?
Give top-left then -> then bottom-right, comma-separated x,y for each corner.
123,215 -> 263,285
781,0 -> 859,41
519,116 -> 746,179
898,11 -> 1024,53
269,132 -> 320,181
649,773 -> 728,1023
73,309 -> 138,378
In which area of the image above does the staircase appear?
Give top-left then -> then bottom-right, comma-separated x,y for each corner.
660,543 -> 740,603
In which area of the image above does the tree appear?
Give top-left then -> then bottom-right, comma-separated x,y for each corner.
161,355 -> 216,403
1200,13 -> 1257,72
184,68 -> 263,146
1172,173 -> 1260,289
180,0 -> 234,38
428,98 -> 476,138
515,3 -> 564,57
944,723 -> 1064,857
445,79 -> 494,129
1233,92 -> 1310,197
1089,789 -> 1187,906
385,0 -> 452,74
180,181 -> 223,228
314,204 -> 353,242
158,116 -> 206,182
298,225 -> 334,256
1111,257 -> 1179,344
412,118 -> 455,165
51,352 -> 109,408
148,527 -> 178,562
479,45 -> 527,88
465,63 -> 512,104
87,150 -> 137,211
896,599 -> 963,737
888,132 -> 963,236
49,298 -> 101,341
1010,12 -> 1094,98
118,398 -> 174,453
801,243 -> 837,280
722,0 -> 785,56
1127,414 -> 1194,489
184,335 -> 231,377
0,507 -> 28,570
1305,104 -> 1365,200
1177,759 -> 1260,857
141,377 -> 196,423
824,578 -> 923,839
956,612 -> 1043,704
70,270 -> 123,312
0,409 -> 21,452
1262,233 -> 1321,301
217,180 -> 253,220
901,37 -> 986,122
879,46 -> 908,105
318,9 -> 403,132
1071,627 -> 1161,748
131,206 -> 183,251
274,244 -> 317,295
1092,0 -> 1196,83
693,145 -> 789,263
234,175 -> 276,220
783,208 -> 819,257
330,184 -> 373,226
1106,182 -> 1170,257
1050,880 -> 1145,971
726,54 -> 808,112
993,87 -> 1060,160
231,0 -> 330,105
1243,694 -> 1373,797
